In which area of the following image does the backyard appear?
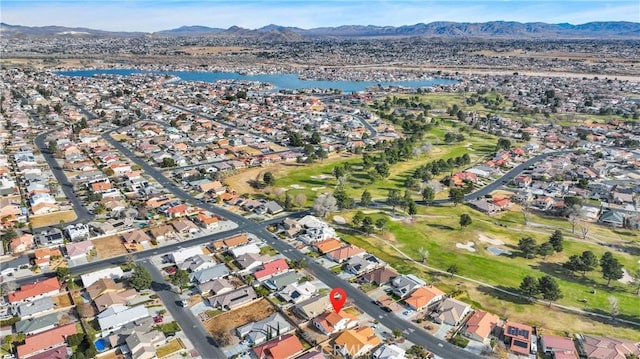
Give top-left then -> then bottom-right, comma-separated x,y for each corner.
202,299 -> 276,341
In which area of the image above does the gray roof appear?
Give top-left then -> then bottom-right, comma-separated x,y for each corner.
236,313 -> 292,345
208,286 -> 257,310
15,312 -> 59,334
97,305 -> 149,332
264,271 -> 299,290
189,263 -> 229,284
15,296 -> 54,317
293,295 -> 331,320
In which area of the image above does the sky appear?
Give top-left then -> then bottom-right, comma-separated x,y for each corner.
1,0 -> 639,32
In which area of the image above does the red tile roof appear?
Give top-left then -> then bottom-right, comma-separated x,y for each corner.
253,334 -> 304,359
254,258 -> 289,280
8,277 -> 60,303
16,323 -> 76,359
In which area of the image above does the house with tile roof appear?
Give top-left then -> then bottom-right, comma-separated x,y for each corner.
404,285 -> 445,311
313,238 -> 344,254
65,240 -> 94,261
333,326 -> 381,358
313,310 -> 359,335
253,334 -> 304,359
8,277 -> 60,304
16,323 -> 76,359
121,229 -> 152,245
503,321 -> 533,356
462,310 -> 499,342
575,334 -> 640,359
432,297 -> 472,326
326,245 -> 365,263
254,258 -> 289,281
9,233 -> 34,254
361,266 -> 398,286
540,334 -> 578,359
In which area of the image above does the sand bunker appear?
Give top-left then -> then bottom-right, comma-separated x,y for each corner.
619,268 -> 634,284
333,216 -> 346,225
456,242 -> 476,252
311,186 -> 327,191
310,174 -> 333,180
289,184 -> 305,189
477,234 -> 505,246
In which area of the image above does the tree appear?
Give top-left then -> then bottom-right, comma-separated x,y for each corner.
538,275 -> 562,306
520,275 -> 540,300
459,214 -> 472,228
422,186 -> 435,205
538,242 -> 555,259
312,193 -> 338,218
449,188 -> 464,206
161,157 -> 176,168
352,211 -> 365,226
608,296 -> 619,319
1,228 -> 18,242
387,189 -> 402,213
563,255 -> 583,276
600,252 -> 624,287
446,264 -> 458,277
407,201 -> 418,216
360,189 -> 372,207
48,140 -> 58,154
375,217 -> 388,230
130,265 -> 152,291
518,237 -> 538,259
362,216 -> 375,235
402,190 -> 413,211
548,230 -> 564,252
632,268 -> 640,295
170,269 -> 190,294
496,138 -> 512,151
55,266 -> 71,282
580,224 -> 590,241
418,247 -> 429,264
294,193 -> 307,207
263,172 -> 275,186
578,251 -> 598,276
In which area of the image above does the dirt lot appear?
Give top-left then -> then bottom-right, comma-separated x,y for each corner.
202,299 -> 275,336
30,210 -> 78,228
92,235 -> 127,258
52,293 -> 73,308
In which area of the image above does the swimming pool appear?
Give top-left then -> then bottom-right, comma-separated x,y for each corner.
94,338 -> 108,351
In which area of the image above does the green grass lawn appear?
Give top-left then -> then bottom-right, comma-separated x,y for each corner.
338,206 -> 640,325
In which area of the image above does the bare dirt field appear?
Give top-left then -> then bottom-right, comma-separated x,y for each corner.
52,293 -> 73,308
30,210 -> 78,228
92,235 -> 127,258
202,298 -> 276,335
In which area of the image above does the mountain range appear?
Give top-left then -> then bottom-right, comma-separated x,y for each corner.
2,21 -> 639,39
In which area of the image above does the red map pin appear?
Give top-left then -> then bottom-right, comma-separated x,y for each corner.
329,288 -> 347,313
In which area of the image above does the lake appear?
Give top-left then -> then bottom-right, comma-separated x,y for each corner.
56,69 -> 458,93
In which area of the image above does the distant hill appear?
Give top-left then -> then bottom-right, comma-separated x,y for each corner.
2,21 -> 639,39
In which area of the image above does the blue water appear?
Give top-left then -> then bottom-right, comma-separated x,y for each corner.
56,69 -> 458,92
94,338 -> 107,351
486,246 -> 512,256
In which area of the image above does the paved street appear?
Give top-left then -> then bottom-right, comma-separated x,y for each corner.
142,260 -> 225,359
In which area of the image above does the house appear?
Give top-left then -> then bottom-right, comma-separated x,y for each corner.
333,326 -> 381,358
313,238 -> 344,254
97,304 -> 149,336
264,271 -> 300,291
345,254 -> 384,275
375,294 -> 402,313
212,233 -> 249,250
170,246 -> 204,264
540,334 -> 578,359
148,224 -> 176,242
80,266 -> 124,287
8,277 -> 60,304
171,218 -> 199,234
391,274 -> 426,298
16,323 -> 76,359
462,310 -> 500,342
599,210 -> 626,228
194,213 -> 219,229
293,295 -> 332,320
15,312 -> 60,335
235,253 -> 270,272
468,199 -> 500,215
94,289 -> 138,313
15,297 -> 54,317
122,229 -> 152,245
361,266 -> 398,286
189,263 -> 230,284
503,321 -> 533,356
178,254 -> 216,272
86,278 -> 125,300
35,229 -> 64,247
372,344 -> 407,359
165,204 -> 188,218
236,312 -> 293,345
31,202 -> 59,215
313,310 -> 358,335
263,200 -> 284,215
230,243 -> 261,258
433,297 -> 472,326
404,285 -> 446,311
326,245 -> 365,263
33,247 -> 62,268
277,280 -> 317,303
9,233 -> 34,254
197,277 -> 234,295
254,258 -> 290,281
65,240 -> 94,261
208,286 -> 258,310
125,330 -> 166,359
575,335 -> 640,359
282,218 -> 302,237
514,175 -> 532,187
253,334 -> 304,359
64,224 -> 89,242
